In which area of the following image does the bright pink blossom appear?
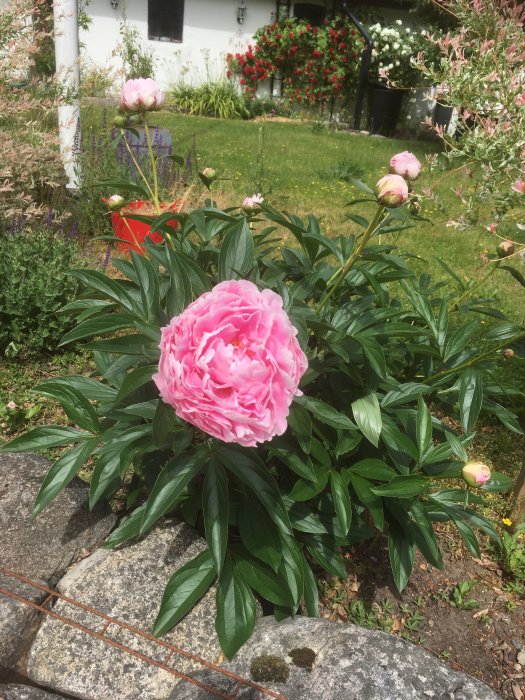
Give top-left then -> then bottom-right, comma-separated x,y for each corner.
514,91 -> 525,106
389,151 -> 422,181
153,280 -> 308,447
375,174 -> 409,208
462,462 -> 491,487
120,78 -> 164,113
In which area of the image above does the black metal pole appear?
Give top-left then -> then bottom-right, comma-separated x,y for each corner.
341,1 -> 372,130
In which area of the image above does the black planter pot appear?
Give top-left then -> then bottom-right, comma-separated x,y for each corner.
432,101 -> 454,131
367,83 -> 405,137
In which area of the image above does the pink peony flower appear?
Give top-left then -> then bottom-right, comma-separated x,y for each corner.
120,78 -> 164,113
512,179 -> 525,194
462,462 -> 491,487
242,193 -> 264,212
514,91 -> 525,107
389,151 -> 422,181
375,174 -> 409,208
153,280 -> 308,447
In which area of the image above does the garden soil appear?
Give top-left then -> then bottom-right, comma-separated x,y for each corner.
319,535 -> 525,700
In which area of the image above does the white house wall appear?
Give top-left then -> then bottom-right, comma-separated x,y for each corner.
81,0 -> 276,88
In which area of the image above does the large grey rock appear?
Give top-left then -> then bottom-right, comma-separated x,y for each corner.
171,617 -> 502,700
27,519 -> 222,700
0,577 -> 47,681
0,452 -> 116,585
0,452 -> 115,680
0,684 -> 69,699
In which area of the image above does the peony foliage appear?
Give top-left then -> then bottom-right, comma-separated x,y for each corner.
2,160 -> 521,659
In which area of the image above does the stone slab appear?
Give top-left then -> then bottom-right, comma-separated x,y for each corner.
0,684 -> 69,699
27,520 -> 222,700
0,452 -> 116,586
171,616 -> 502,700
0,577 -> 47,682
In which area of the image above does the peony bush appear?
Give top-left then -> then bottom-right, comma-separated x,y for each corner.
2,89 -> 522,658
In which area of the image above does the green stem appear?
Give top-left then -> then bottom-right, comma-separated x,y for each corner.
143,114 -> 160,214
317,206 -> 385,312
453,262 -> 499,310
425,332 -> 525,384
121,129 -> 156,205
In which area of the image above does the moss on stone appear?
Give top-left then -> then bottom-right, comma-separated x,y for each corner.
250,654 -> 290,684
289,646 -> 317,670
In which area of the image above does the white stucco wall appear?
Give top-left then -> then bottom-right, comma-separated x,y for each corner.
81,0 -> 276,88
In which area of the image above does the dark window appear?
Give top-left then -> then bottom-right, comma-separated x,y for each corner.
148,0 -> 184,42
293,3 -> 325,26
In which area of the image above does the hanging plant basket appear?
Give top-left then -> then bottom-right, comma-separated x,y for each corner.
111,200 -> 180,255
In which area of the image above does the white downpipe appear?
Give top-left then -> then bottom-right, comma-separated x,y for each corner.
53,0 -> 81,190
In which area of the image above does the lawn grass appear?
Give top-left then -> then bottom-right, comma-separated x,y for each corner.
81,106 -> 525,324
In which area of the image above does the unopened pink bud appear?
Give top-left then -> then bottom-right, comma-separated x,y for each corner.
375,174 -> 409,208
462,462 -> 491,487
389,151 -> 422,181
512,179 -> 525,194
497,240 -> 515,258
502,348 -> 515,359
107,194 -> 125,211
202,167 -> 218,182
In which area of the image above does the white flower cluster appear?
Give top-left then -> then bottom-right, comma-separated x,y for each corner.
368,19 -> 429,86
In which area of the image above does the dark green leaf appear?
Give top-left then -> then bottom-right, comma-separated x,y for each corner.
36,384 -> 100,433
215,558 -> 256,659
59,313 -> 137,346
305,535 -> 346,578
1,426 -> 91,452
372,475 -> 429,498
301,554 -> 319,617
153,549 -> 216,636
67,269 -> 135,311
295,395 -> 357,430
216,447 -> 292,535
347,473 -> 384,530
459,369 -> 483,433
416,396 -> 432,460
203,460 -> 229,574
330,471 -> 352,535
130,250 -> 160,323
234,547 -> 295,607
409,501 -> 443,569
32,439 -> 97,517
381,383 -> 431,409
218,220 -> 255,280
355,334 -> 387,379
115,365 -> 157,405
343,458 -> 397,482
239,497 -> 282,571
481,471 -> 514,493
104,503 -> 147,549
388,523 -> 415,591
140,447 -> 208,534
287,404 -> 312,454
351,393 -> 382,447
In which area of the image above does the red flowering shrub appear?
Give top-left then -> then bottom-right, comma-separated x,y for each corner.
226,17 -> 364,107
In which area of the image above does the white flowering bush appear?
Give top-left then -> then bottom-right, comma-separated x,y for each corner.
369,19 -> 441,88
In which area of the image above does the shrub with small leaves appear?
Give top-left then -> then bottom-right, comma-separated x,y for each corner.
0,225 -> 80,356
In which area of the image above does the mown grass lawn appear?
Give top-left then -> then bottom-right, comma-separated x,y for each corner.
82,107 -> 524,324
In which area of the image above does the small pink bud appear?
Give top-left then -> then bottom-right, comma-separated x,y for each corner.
462,462 -> 491,487
202,167 -> 218,182
6,401 -> 17,411
497,240 -> 515,258
389,151 -> 422,181
242,193 -> 264,212
106,194 -> 125,211
408,198 -> 421,216
502,348 -> 515,359
375,174 -> 409,208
